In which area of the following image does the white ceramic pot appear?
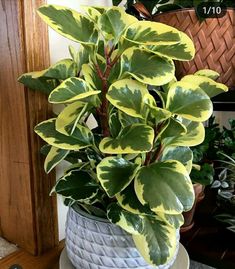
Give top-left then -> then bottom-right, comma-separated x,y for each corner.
66,206 -> 179,269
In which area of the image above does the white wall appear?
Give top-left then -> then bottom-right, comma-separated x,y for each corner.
47,0 -> 112,240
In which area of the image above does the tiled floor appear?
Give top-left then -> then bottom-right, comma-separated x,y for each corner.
190,260 -> 215,269
0,237 -> 18,259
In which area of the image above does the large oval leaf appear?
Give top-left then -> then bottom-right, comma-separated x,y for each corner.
124,21 -> 181,45
121,48 -> 175,86
98,7 -> 137,43
135,160 -> 195,214
181,75 -> 228,98
37,5 -> 98,44
166,81 -> 213,122
97,157 -> 140,197
133,215 -> 178,266
49,77 -> 100,104
55,170 -> 99,202
107,79 -> 148,118
145,31 -> 195,61
99,124 -> 154,154
35,119 -> 93,150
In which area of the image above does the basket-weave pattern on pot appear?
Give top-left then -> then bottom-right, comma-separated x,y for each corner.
154,9 -> 235,88
66,207 -> 179,269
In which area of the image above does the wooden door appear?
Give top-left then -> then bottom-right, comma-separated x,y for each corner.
0,0 -> 58,255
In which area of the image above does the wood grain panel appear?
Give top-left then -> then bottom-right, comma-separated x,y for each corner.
0,0 -> 36,253
21,0 -> 59,254
0,0 -> 58,255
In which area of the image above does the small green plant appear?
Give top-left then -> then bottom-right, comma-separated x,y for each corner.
19,5 -> 228,267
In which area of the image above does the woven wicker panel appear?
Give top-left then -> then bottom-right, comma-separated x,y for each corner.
154,9 -> 235,88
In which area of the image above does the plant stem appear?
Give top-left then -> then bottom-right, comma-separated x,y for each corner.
95,46 -> 121,138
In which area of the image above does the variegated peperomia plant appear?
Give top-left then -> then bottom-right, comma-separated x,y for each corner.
19,4 -> 228,267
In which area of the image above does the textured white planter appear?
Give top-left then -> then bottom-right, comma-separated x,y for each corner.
66,206 -> 180,269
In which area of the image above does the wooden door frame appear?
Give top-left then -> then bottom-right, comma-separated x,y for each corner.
19,0 -> 58,254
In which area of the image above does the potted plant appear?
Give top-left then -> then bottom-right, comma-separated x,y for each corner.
18,4 -> 228,268
113,0 -> 235,88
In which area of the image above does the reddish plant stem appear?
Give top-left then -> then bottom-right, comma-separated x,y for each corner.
95,47 -> 121,138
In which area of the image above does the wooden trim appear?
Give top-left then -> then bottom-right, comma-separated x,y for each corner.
0,241 -> 64,269
20,0 -> 58,254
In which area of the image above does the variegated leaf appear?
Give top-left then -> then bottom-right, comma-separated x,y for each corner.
97,157 -> 140,197
194,69 -> 220,80
18,74 -> 57,94
120,48 -> 175,86
132,215 -> 178,266
69,45 -> 90,72
161,119 -> 205,148
36,59 -> 78,80
124,21 -> 181,45
107,79 -> 148,118
44,146 -> 69,173
118,111 -> 145,127
49,77 -> 100,104
56,101 -> 88,135
37,5 -> 98,44
161,146 -> 193,173
145,31 -> 195,61
135,160 -> 194,214
99,124 -> 154,154
81,6 -> 101,23
98,7 -> 137,43
157,212 -> 184,229
109,111 -> 121,137
166,81 -> 213,122
82,63 -> 103,91
116,183 -> 153,216
107,203 -> 144,235
181,75 -> 228,98
35,118 -> 93,150
55,170 -> 99,202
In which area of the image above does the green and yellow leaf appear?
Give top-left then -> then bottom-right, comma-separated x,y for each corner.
121,48 -> 175,86
157,212 -> 184,229
99,124 -> 154,154
55,170 -> 99,201
44,146 -> 69,173
49,77 -> 100,104
145,31 -> 195,61
118,111 -> 145,127
124,21 -> 181,45
35,118 -> 92,150
107,79 -> 148,118
98,7 -> 137,43
37,5 -> 98,44
116,183 -> 153,216
166,81 -> 213,122
194,69 -> 220,80
161,146 -> 193,173
81,6 -> 101,23
107,203 -> 144,235
132,215 -> 178,266
181,75 -> 228,98
18,74 -> 57,94
56,101 -> 88,135
161,119 -> 205,148
97,157 -> 140,197
135,160 -> 194,214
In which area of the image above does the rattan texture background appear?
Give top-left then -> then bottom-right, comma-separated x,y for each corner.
154,9 -> 235,88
